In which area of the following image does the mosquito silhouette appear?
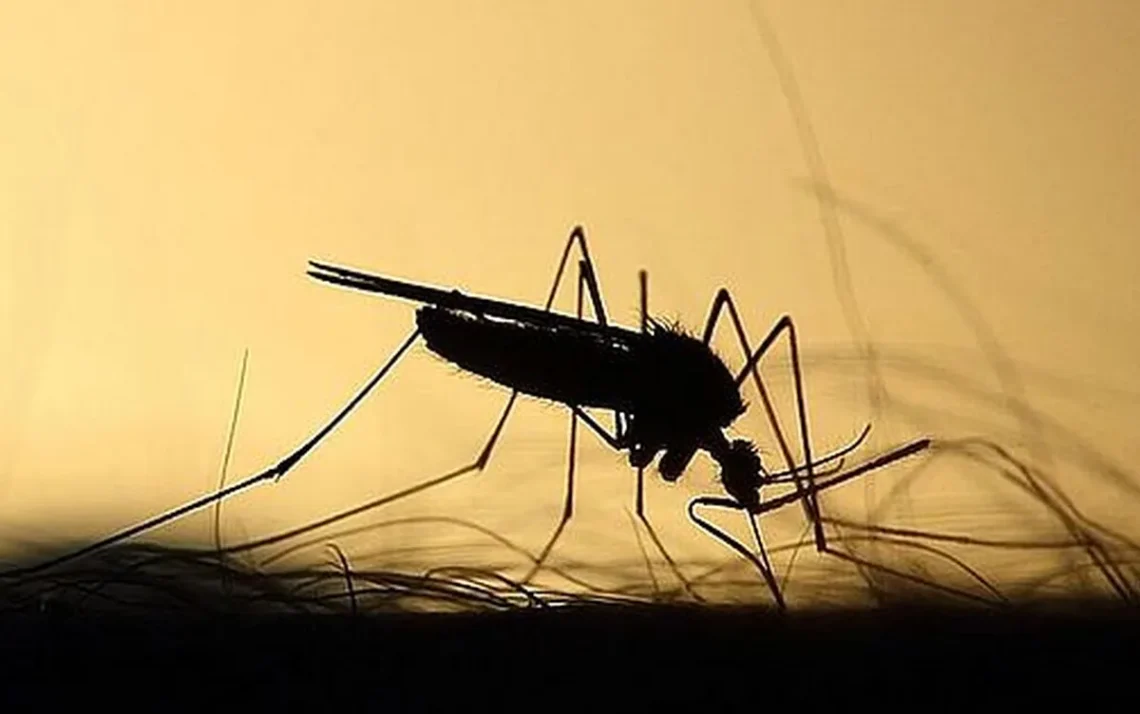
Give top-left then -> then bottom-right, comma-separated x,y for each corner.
302,226 -> 930,607
6,226 -> 929,608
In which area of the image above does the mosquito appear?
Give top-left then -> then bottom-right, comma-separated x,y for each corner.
302,225 -> 931,607
5,226 -> 928,607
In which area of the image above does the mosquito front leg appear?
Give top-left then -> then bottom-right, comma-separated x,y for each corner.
688,438 -> 942,608
689,438 -> 1010,608
702,291 -> 824,550
259,227 -> 621,586
528,253 -> 696,599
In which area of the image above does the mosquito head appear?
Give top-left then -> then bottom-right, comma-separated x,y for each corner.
714,438 -> 765,512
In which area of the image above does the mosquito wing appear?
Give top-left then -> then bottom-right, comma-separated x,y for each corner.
308,260 -> 636,340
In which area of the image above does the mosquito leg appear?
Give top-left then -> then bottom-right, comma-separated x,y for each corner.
636,269 -> 649,516
4,328 -> 422,579
768,440 -> 981,604
475,226 -> 616,473
738,314 -> 882,589
522,385 -> 579,584
702,292 -> 824,550
493,228 -> 676,591
525,255 -> 692,589
613,267 -> 701,601
512,227 -> 621,583
522,262 -> 592,583
687,500 -> 785,609
546,225 -> 608,318
551,226 -> 628,439
726,311 -> 963,601
688,438 -> 934,607
271,330 -> 422,477
8,227 -> 603,582
640,268 -> 649,333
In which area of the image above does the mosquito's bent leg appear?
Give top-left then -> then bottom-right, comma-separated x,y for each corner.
701,291 -> 823,551
687,499 -> 786,609
685,438 -> 931,607
546,225 -> 609,321
636,270 -> 648,516
519,231 -> 627,579
525,256 -> 648,584
572,408 -> 623,449
473,390 -> 519,471
547,228 -> 623,439
476,226 -> 614,475
524,262 -> 594,582
530,230 -> 698,595
6,328 -> 423,579
549,228 -> 625,435
605,267 -> 698,599
523,397 -> 579,584
272,329 -> 422,478
506,230 -> 627,583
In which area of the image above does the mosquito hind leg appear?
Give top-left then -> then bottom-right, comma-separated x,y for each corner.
249,229 -> 618,585
297,226 -> 617,575
522,385 -> 579,584
270,329 -> 422,478
699,292 -> 831,603
6,328 -> 424,579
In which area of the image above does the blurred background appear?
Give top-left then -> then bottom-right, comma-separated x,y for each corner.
2,1 -> 1137,608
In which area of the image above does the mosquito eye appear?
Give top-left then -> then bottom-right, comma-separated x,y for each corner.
720,466 -> 760,510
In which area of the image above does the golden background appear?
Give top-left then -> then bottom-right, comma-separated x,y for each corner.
2,2 -> 1137,606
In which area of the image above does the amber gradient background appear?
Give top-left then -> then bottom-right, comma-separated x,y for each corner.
2,2 -> 1137,606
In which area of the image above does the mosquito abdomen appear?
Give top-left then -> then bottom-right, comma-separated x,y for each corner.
415,306 -> 642,412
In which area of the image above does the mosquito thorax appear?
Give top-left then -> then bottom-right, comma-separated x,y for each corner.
638,326 -> 746,433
